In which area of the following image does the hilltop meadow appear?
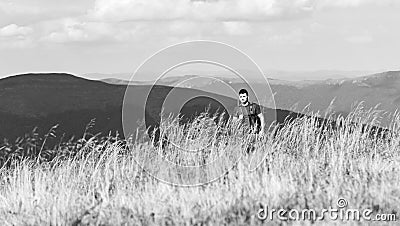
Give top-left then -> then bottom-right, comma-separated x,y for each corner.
0,105 -> 399,225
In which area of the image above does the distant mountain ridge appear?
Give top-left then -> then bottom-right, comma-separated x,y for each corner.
85,70 -> 375,82
104,70 -> 400,126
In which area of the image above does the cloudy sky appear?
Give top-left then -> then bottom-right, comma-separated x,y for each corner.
0,0 -> 399,80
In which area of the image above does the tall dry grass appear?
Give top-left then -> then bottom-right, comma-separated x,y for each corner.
0,106 -> 399,225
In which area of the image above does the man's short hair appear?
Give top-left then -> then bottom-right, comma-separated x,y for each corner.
239,88 -> 248,95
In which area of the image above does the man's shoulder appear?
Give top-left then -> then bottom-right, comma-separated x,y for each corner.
249,102 -> 260,108
250,102 -> 262,114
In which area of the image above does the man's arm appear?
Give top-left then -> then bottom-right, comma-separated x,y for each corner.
255,104 -> 265,134
258,113 -> 265,134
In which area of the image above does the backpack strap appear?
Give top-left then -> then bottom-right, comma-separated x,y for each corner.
249,103 -> 256,115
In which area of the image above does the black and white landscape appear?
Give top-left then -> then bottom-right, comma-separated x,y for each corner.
1,1 -> 400,225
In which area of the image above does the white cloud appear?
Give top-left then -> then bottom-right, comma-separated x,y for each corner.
39,17 -> 255,44
41,18 -> 115,43
1,0 -> 397,47
0,24 -> 35,49
87,0 -> 400,23
0,0 -> 94,25
0,24 -> 33,37
1,0 -> 397,27
87,0 -> 315,22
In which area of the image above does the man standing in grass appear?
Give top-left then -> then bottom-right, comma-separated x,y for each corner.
232,88 -> 265,152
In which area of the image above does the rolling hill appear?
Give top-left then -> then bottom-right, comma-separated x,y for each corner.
0,73 -> 305,144
0,73 -> 125,141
